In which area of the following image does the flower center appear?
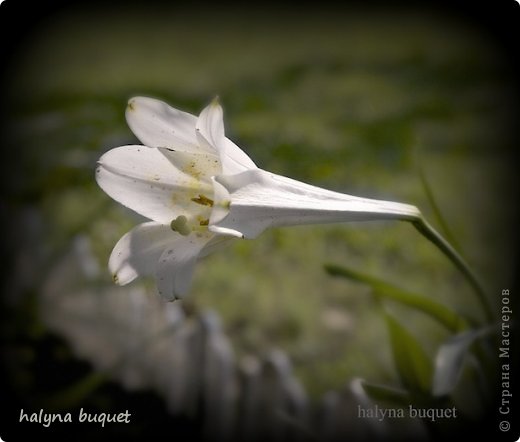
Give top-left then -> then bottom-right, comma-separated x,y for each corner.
170,193 -> 214,236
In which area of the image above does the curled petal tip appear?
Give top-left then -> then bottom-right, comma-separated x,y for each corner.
127,97 -> 138,112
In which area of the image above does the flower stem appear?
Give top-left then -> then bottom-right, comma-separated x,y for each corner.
411,217 -> 495,322
416,158 -> 462,253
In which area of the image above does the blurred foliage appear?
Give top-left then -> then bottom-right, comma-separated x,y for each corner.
1,2 -> 518,440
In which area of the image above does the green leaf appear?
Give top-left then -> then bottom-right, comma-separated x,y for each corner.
432,326 -> 494,397
47,372 -> 107,410
386,314 -> 433,395
353,378 -> 411,406
325,264 -> 467,332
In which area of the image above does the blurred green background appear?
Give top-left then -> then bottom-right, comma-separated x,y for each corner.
1,2 -> 518,440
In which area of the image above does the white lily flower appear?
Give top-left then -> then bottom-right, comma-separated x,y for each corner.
96,97 -> 421,300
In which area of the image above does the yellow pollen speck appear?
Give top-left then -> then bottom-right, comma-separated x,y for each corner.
182,161 -> 201,179
127,100 -> 135,111
191,194 -> 214,207
199,218 -> 209,226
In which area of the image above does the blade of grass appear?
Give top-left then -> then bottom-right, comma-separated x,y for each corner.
324,264 -> 468,332
386,314 -> 433,395
46,371 -> 107,410
353,379 -> 412,407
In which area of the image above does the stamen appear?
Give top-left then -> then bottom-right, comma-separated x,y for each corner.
191,194 -> 214,207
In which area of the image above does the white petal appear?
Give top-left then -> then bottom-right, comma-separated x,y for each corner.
109,222 -> 174,285
158,147 -> 221,182
219,137 -> 257,175
126,97 -> 213,154
96,145 -> 213,224
196,98 -> 225,148
196,99 -> 256,174
198,234 -> 235,258
155,233 -> 214,301
211,168 -> 421,239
